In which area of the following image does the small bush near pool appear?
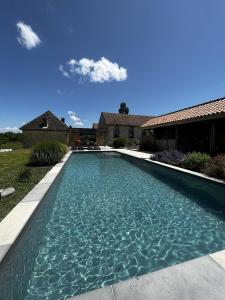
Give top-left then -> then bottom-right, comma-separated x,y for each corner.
151,150 -> 184,166
181,152 -> 210,172
30,141 -> 68,166
113,137 -> 127,148
113,137 -> 135,149
204,155 -> 225,179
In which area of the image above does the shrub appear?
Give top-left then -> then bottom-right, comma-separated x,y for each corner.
30,141 -> 68,166
203,154 -> 225,179
181,152 -> 210,172
0,142 -> 23,150
113,137 -> 136,149
113,137 -> 127,148
17,168 -> 32,182
151,150 -> 184,165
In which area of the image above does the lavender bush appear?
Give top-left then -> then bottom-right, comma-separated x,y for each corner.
151,150 -> 184,166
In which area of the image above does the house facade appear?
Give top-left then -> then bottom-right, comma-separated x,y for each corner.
142,97 -> 225,154
20,111 -> 68,147
20,111 -> 99,147
97,112 -> 154,146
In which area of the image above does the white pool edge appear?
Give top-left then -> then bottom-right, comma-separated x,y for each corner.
115,148 -> 225,185
0,150 -> 72,263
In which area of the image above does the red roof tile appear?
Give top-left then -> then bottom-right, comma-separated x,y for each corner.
102,112 -> 154,127
142,97 -> 225,128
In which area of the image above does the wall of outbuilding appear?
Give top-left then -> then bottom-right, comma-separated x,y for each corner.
22,130 -> 68,147
97,125 -> 143,146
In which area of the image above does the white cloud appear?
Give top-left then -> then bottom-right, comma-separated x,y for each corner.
68,111 -> 84,127
0,127 -> 21,133
16,21 -> 41,50
59,57 -> 127,83
59,65 -> 71,78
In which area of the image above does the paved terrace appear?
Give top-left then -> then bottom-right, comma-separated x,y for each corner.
115,148 -> 152,159
70,251 -> 225,300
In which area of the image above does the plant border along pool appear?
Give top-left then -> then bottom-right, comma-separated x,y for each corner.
1,149 -> 225,300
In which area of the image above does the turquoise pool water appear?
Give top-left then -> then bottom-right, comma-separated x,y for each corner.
1,152 -> 225,299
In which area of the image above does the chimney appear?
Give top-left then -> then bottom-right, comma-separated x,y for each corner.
61,117 -> 65,123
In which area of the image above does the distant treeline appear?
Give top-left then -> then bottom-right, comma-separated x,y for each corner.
0,132 -> 23,146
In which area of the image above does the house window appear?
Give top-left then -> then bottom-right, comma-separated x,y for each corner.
114,126 -> 120,138
128,127 -> 134,138
40,118 -> 48,129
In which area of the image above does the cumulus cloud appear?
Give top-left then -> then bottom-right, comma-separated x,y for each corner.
16,21 -> 41,50
0,127 -> 21,133
59,57 -> 127,83
68,111 -> 84,127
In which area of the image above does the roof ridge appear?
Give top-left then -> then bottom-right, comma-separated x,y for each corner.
20,110 -> 68,131
101,112 -> 153,117
156,96 -> 225,118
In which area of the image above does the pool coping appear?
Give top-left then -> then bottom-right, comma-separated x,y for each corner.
116,148 -> 225,185
1,148 -> 225,299
0,150 -> 72,263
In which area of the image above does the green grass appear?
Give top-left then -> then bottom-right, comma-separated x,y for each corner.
0,149 -> 51,221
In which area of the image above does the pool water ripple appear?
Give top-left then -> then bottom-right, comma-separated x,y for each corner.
1,153 -> 225,299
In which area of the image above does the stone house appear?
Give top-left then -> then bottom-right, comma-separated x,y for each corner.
96,112 -> 154,146
142,97 -> 225,154
20,111 -> 68,147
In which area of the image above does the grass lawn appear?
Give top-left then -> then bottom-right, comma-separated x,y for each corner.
0,149 -> 51,221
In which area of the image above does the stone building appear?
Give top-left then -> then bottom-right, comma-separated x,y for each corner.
20,111 -> 68,147
96,112 -> 154,146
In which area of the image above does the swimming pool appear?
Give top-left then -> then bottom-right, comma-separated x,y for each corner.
1,151 -> 225,299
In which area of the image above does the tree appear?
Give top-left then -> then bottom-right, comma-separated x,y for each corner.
118,102 -> 129,114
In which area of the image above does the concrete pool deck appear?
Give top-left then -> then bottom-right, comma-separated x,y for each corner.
69,251 -> 225,300
1,148 -> 225,299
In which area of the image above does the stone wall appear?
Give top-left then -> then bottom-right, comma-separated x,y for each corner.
96,115 -> 107,145
22,130 -> 68,147
97,125 -> 143,146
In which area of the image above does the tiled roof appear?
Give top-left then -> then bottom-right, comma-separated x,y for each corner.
102,112 -> 154,127
92,123 -> 99,129
20,111 -> 68,131
142,97 -> 225,128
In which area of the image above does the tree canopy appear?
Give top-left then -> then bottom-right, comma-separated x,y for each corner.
118,102 -> 129,114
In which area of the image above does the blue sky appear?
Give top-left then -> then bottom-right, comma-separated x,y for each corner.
1,0 -> 225,131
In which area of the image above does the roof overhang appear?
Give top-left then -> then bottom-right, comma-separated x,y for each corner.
142,112 -> 225,129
